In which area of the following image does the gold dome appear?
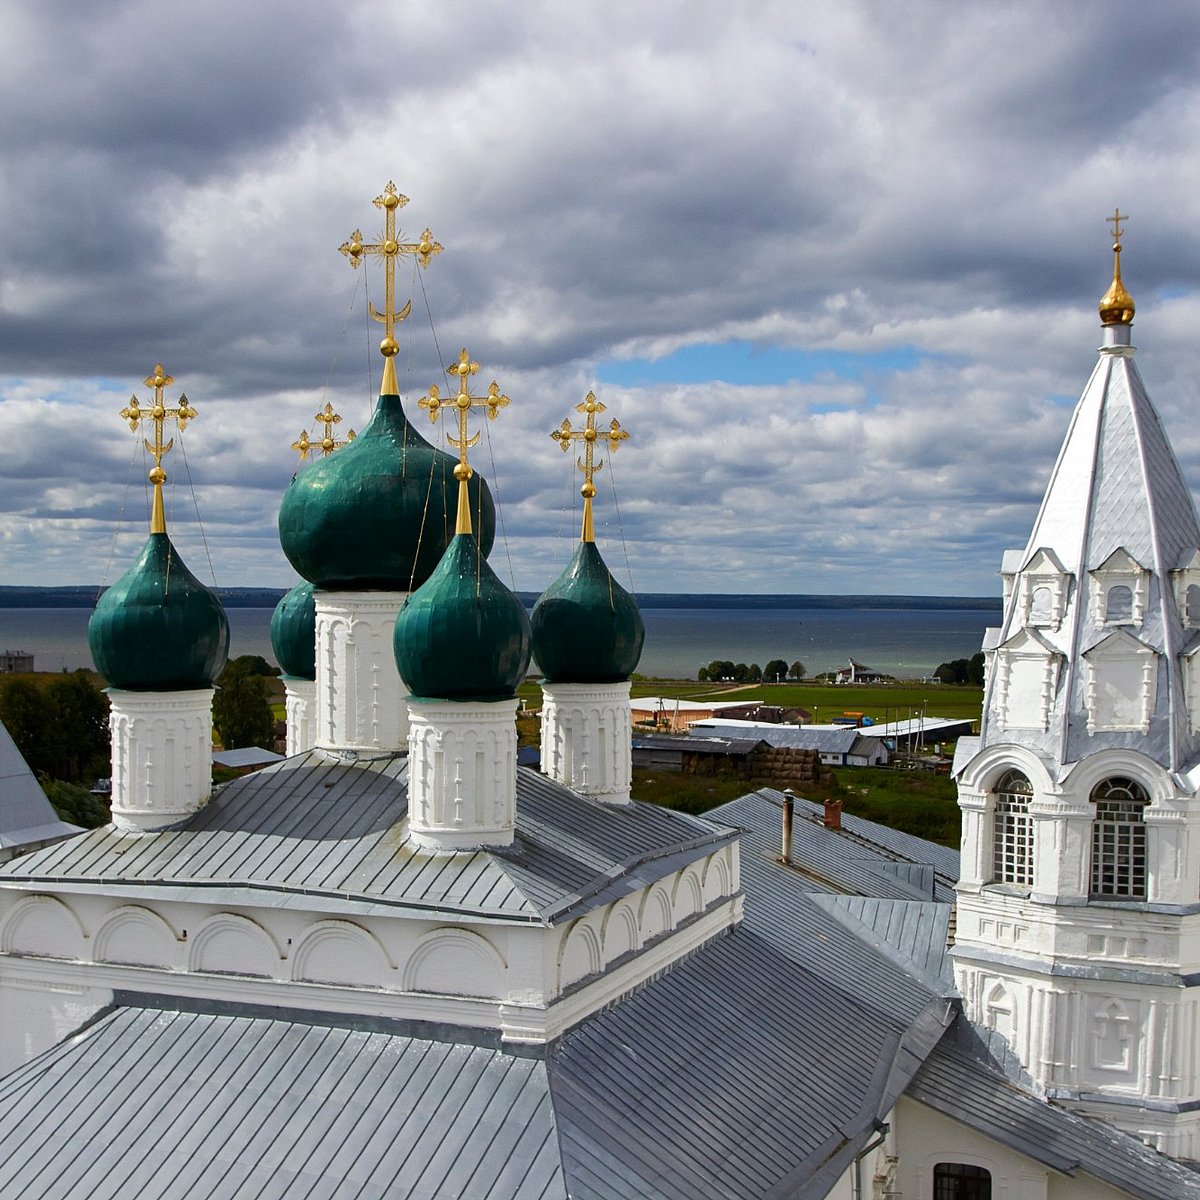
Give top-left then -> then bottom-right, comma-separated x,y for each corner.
1099,210 -> 1135,326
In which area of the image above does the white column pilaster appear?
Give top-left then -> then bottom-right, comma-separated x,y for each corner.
315,591 -> 408,753
282,677 -> 317,756
108,688 -> 214,832
539,681 -> 633,805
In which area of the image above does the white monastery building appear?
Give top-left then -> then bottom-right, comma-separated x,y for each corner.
0,197 -> 1194,1199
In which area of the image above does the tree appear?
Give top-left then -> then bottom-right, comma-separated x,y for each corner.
43,672 -> 109,783
213,664 -> 276,751
697,666 -> 710,682
788,661 -> 806,680
764,659 -> 789,683
0,678 -> 51,776
748,663 -> 762,682
732,663 -> 749,682
968,652 -> 986,686
934,658 -> 970,684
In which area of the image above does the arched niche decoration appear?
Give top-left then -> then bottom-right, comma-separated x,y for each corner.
702,852 -> 731,906
983,980 -> 1015,1041
1017,547 -> 1071,630
558,919 -> 602,991
640,883 -> 673,944
94,905 -> 179,969
671,866 -> 704,924
188,913 -> 281,979
402,928 -> 505,999
1,895 -> 87,960
1172,551 -> 1200,629
600,900 -> 640,964
291,920 -> 392,989
1090,547 -> 1148,627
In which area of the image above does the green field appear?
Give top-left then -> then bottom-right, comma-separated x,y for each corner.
626,678 -> 984,725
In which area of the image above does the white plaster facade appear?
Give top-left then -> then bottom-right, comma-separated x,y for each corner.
406,698 -> 519,850
0,836 -> 741,1072
314,590 -> 409,753
282,676 -> 316,755
540,680 -> 634,805
107,688 -> 215,832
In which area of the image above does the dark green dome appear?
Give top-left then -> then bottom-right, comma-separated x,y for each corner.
531,541 -> 644,682
88,532 -> 230,691
278,393 -> 496,590
270,581 -> 316,680
395,533 -> 532,702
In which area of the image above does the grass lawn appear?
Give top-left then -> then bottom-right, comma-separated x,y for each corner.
630,765 -> 961,847
627,678 -> 984,725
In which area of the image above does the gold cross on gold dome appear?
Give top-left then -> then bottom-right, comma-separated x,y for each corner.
119,364 -> 197,534
551,391 -> 629,542
339,181 -> 443,394
418,348 -> 510,534
291,402 -> 357,461
1107,207 -> 1129,243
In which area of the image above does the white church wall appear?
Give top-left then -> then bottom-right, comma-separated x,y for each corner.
868,1096 -> 1136,1200
0,839 -> 741,1065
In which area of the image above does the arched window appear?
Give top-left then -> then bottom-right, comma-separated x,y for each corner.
1187,584 -> 1200,626
992,769 -> 1033,886
1090,777 -> 1149,899
934,1163 -> 992,1200
1104,584 -> 1133,623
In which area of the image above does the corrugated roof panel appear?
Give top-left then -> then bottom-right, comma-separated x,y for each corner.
1,758 -> 732,925
0,1005 -> 565,1200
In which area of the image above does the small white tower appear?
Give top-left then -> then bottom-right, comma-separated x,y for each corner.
395,350 -> 530,852
953,216 -> 1200,1160
533,393 -> 643,806
88,364 -> 229,832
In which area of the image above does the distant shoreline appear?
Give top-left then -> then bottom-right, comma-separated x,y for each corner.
0,585 -> 1002,612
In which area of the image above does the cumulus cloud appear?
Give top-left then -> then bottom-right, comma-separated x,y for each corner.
2,0 -> 1200,595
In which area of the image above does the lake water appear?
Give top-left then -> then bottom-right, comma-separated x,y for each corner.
0,605 -> 999,680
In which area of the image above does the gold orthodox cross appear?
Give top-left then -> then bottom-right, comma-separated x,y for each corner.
418,348 -> 510,534
119,364 -> 197,534
291,402 -> 357,461
339,181 -> 442,390
550,391 -> 628,541
1107,208 -> 1129,243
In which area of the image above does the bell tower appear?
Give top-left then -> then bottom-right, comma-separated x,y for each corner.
953,216 -> 1200,1160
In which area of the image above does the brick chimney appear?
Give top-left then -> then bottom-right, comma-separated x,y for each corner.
823,798 -> 842,831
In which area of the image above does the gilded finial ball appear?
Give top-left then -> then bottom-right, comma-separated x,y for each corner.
152,405 -> 165,419
149,466 -> 166,484
380,336 -> 398,357
382,193 -> 400,210
454,462 -> 472,482
348,240 -> 362,258
584,427 -> 597,442
456,393 -> 471,410
383,239 -> 398,255
581,482 -> 596,499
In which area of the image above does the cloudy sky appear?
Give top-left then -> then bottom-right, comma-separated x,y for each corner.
3,0 -> 1200,597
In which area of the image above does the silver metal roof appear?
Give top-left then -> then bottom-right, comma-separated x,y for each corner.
0,1001 -> 565,1200
0,753 -> 735,924
980,341 -> 1200,775
0,718 -> 80,852
0,786 -> 1187,1198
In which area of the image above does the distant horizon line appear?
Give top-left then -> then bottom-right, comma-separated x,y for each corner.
0,584 -> 1003,611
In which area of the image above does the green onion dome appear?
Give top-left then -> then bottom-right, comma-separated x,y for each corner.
270,581 -> 317,680
277,393 -> 496,590
394,533 -> 532,702
531,540 -> 644,682
88,532 -> 230,691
